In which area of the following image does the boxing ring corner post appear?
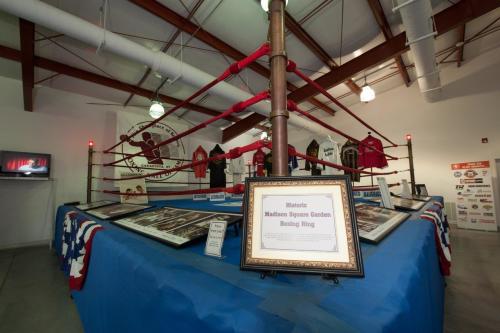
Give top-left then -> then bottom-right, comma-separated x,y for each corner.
269,0 -> 289,177
406,134 -> 416,195
87,140 -> 94,203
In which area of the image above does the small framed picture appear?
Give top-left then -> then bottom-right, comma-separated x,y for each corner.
241,176 -> 364,277
415,184 -> 429,196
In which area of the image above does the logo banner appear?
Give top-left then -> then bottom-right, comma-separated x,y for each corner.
115,113 -> 189,187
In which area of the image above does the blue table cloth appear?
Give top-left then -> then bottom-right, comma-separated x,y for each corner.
54,197 -> 445,333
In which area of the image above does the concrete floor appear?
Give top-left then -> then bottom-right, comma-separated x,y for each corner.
0,227 -> 499,333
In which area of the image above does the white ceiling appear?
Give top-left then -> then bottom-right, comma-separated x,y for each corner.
0,0 -> 499,130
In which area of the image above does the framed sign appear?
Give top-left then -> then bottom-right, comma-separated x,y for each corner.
86,203 -> 151,220
76,200 -> 117,211
415,184 -> 428,196
393,193 -> 432,202
241,176 -> 364,277
355,204 -> 410,243
113,207 -> 241,248
370,196 -> 426,211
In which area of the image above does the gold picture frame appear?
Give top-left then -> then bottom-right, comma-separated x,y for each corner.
240,176 -> 364,276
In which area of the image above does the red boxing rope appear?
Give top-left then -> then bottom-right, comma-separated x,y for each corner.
106,90 -> 270,167
287,60 -> 398,147
99,184 -> 245,197
104,43 -> 270,153
287,100 -> 398,161
289,146 -> 398,176
104,140 -> 268,181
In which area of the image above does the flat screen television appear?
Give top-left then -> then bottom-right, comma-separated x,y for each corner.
0,151 -> 51,178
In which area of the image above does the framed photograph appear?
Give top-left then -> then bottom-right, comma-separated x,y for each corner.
355,204 -> 410,243
241,176 -> 364,277
75,200 -> 118,211
393,193 -> 432,202
415,184 -> 429,196
113,207 -> 242,248
86,203 -> 151,220
370,196 -> 426,211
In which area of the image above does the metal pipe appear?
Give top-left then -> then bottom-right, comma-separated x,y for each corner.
269,0 -> 288,176
407,137 -> 416,195
87,144 -> 93,203
0,0 -> 331,136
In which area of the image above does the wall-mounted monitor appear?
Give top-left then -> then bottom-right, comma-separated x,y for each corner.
0,151 -> 51,178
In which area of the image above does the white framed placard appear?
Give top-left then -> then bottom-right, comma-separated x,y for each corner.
377,177 -> 394,209
204,220 -> 228,258
193,193 -> 208,201
209,192 -> 226,201
241,176 -> 364,277
401,179 -> 412,199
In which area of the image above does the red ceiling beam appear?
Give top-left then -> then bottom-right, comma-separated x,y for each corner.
129,0 -> 337,117
284,11 -> 361,95
456,24 -> 466,67
0,44 -> 270,128
222,113 -> 267,143
366,0 -> 411,86
19,19 -> 35,112
288,0 -> 500,103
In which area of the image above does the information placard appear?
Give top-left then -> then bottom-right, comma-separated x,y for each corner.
192,193 -> 208,201
377,177 -> 394,209
209,192 -> 226,201
400,179 -> 412,199
241,176 -> 364,277
205,221 -> 227,257
451,160 -> 497,231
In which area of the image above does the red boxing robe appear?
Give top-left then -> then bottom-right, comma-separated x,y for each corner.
192,145 -> 208,178
357,135 -> 388,169
253,149 -> 266,176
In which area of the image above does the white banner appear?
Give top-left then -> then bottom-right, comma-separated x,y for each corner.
115,113 -> 189,187
452,161 -> 497,231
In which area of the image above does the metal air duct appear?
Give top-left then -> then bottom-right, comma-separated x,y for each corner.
394,0 -> 442,102
0,0 -> 333,135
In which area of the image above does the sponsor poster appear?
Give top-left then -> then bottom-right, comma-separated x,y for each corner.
451,161 -> 497,231
116,113 -> 188,187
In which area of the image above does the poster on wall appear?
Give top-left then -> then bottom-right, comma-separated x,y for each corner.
115,113 -> 188,187
451,161 -> 497,231
119,175 -> 148,205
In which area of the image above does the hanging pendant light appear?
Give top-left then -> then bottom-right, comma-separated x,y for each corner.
360,73 -> 375,103
149,100 -> 165,119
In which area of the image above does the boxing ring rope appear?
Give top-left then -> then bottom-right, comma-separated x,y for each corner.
286,100 -> 398,161
104,90 -> 270,167
103,140 -> 268,182
286,60 -> 398,147
85,41 -> 419,202
104,42 -> 270,154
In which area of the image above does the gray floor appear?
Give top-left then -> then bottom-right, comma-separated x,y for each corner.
0,228 -> 499,333
0,246 -> 83,333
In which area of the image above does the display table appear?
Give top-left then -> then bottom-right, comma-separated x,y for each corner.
54,197 -> 445,333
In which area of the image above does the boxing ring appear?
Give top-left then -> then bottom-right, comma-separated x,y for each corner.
57,2 -> 446,331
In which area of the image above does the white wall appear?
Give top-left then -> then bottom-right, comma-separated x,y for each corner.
290,46 -> 500,224
0,76 -> 254,249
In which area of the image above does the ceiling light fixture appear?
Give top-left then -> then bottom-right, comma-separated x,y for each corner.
149,100 -> 165,119
260,0 -> 288,12
360,73 -> 375,103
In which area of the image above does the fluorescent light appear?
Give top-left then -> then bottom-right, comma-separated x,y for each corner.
360,85 -> 375,102
261,0 -> 288,12
149,101 -> 165,119
353,49 -> 363,57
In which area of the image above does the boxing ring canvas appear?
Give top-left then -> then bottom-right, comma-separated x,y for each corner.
54,197 -> 445,333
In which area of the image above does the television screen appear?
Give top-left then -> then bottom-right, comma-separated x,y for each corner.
0,151 -> 51,177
